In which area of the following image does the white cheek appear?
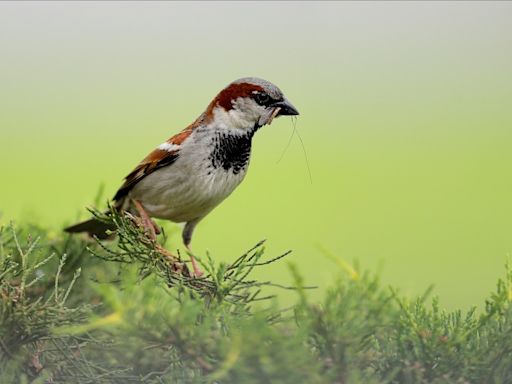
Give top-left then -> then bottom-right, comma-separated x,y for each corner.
212,99 -> 264,130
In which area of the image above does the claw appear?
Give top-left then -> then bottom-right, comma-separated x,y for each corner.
155,244 -> 190,276
186,245 -> 204,278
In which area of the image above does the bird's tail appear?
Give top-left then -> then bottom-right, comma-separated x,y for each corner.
64,216 -> 116,240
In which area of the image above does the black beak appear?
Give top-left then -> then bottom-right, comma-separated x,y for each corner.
272,99 -> 299,116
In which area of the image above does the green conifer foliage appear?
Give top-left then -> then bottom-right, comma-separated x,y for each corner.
1,216 -> 511,383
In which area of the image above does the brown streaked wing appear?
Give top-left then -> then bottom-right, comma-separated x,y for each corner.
112,113 -> 202,202
113,148 -> 179,202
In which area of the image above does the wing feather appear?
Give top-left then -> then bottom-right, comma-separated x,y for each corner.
113,148 -> 179,201
112,127 -> 197,202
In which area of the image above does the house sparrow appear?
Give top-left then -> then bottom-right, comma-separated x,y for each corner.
65,77 -> 299,276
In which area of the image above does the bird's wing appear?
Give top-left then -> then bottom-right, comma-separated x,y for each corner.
112,128 -> 194,202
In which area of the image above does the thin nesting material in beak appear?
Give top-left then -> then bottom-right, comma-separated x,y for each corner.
258,106 -> 282,127
268,107 -> 281,125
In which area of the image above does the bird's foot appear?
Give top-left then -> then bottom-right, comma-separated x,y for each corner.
185,245 -> 204,278
154,244 -> 191,276
190,257 -> 204,278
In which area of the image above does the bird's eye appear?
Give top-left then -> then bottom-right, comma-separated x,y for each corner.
254,92 -> 270,106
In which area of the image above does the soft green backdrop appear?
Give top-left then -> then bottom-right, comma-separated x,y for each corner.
1,2 -> 511,308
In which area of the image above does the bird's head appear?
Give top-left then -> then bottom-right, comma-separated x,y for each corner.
205,77 -> 299,132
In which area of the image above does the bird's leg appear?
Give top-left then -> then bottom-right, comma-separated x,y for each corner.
186,245 -> 203,278
133,199 -> 179,268
131,200 -> 202,278
183,220 -> 204,277
131,199 -> 161,240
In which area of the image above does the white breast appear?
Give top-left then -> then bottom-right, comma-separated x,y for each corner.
129,127 -> 250,223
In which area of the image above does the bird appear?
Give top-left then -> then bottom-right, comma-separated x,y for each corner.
65,77 -> 299,276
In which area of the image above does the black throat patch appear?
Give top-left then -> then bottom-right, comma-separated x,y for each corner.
210,130 -> 254,174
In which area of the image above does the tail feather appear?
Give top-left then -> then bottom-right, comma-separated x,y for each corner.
64,217 -> 116,240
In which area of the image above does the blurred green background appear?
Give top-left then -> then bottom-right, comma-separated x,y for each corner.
1,2 -> 511,309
